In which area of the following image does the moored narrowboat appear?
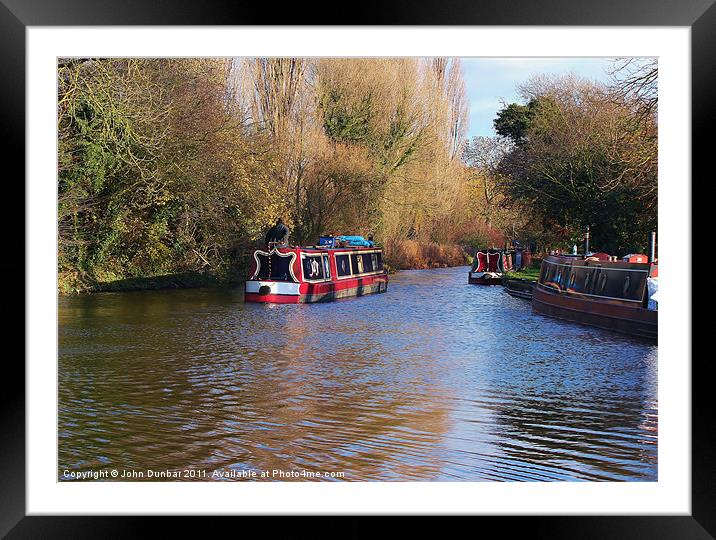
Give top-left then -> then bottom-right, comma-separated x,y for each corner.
532,254 -> 658,340
245,236 -> 388,303
468,249 -> 511,285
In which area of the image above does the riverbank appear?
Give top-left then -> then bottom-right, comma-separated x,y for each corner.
503,264 -> 542,282
58,240 -> 470,295
58,271 -> 220,295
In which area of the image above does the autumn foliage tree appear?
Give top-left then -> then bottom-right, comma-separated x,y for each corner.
488,73 -> 657,255
58,57 -> 483,290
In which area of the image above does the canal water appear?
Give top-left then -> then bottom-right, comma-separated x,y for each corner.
58,266 -> 658,481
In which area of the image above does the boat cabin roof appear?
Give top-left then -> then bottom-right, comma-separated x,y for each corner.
302,245 -> 379,253
261,245 -> 381,255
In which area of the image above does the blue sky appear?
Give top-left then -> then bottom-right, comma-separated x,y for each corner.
462,58 -> 615,139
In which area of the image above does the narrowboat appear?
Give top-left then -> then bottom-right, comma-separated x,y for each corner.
468,249 -> 512,285
532,253 -> 658,341
244,236 -> 388,303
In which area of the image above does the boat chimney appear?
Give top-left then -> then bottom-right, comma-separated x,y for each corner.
648,231 -> 656,263
584,226 -> 590,256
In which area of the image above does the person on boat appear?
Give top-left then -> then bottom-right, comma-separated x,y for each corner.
265,218 -> 290,247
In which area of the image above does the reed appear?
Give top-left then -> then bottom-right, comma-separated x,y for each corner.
384,239 -> 468,270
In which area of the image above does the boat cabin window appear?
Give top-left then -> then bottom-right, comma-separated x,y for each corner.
336,254 -> 351,277
302,254 -> 328,281
351,254 -> 364,274
584,269 -> 593,291
547,262 -> 648,301
557,267 -> 567,288
335,250 -> 383,277
539,263 -> 549,283
601,269 -> 646,301
361,253 -> 375,273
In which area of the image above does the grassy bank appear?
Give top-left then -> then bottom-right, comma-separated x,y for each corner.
58,270 -> 221,295
504,261 -> 543,282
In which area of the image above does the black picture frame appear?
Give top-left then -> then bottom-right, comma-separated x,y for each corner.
5,0 -> 704,536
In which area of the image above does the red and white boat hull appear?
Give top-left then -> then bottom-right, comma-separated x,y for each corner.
245,275 -> 388,303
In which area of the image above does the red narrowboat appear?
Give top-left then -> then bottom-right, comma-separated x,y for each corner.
245,237 -> 388,304
468,249 -> 511,285
532,254 -> 658,341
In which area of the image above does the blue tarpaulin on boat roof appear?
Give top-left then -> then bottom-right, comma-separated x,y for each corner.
336,235 -> 374,247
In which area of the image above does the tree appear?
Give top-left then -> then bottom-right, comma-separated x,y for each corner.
58,57 -> 479,289
462,136 -> 512,228
58,59 -> 170,279
493,98 -> 541,145
609,58 -> 658,122
494,75 -> 657,255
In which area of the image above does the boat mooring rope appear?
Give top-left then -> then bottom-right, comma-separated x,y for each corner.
268,246 -> 272,279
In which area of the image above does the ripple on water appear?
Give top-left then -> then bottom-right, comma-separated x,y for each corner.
59,267 -> 657,481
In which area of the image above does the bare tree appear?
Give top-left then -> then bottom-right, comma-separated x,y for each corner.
609,58 -> 658,122
463,136 -> 513,227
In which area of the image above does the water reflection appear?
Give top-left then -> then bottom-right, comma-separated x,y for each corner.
59,267 -> 657,481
